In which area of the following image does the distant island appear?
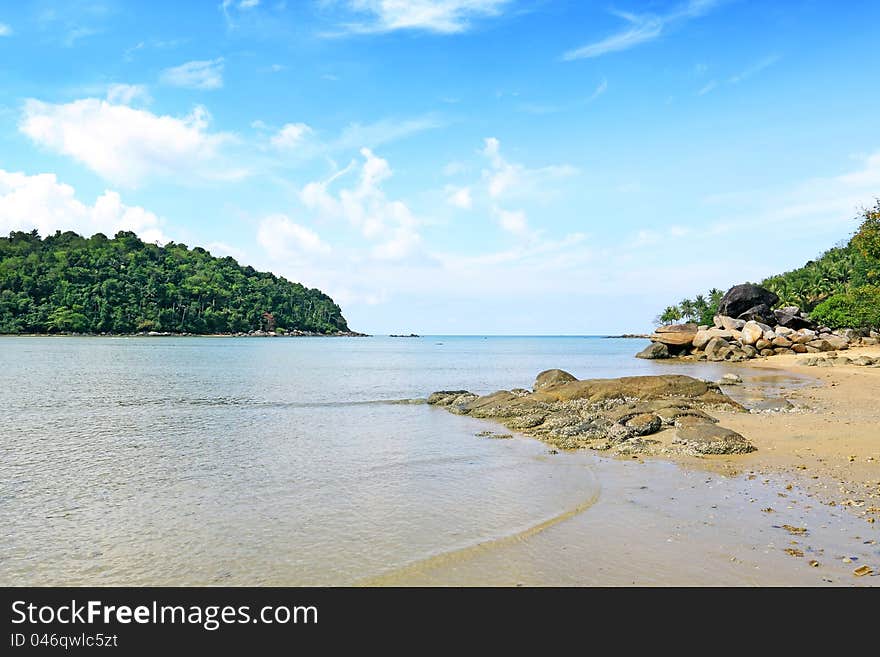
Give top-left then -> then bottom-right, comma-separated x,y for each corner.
0,229 -> 357,336
390,333 -> 420,337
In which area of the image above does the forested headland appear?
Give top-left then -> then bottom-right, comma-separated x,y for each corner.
0,229 -> 352,335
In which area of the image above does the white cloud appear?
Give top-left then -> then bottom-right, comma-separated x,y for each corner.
0,22 -> 12,36
106,83 -> 151,105
446,185 -> 472,209
257,214 -> 330,260
239,0 -> 260,8
481,137 -> 577,201
334,0 -> 513,34
0,169 -> 170,244
493,206 -> 528,235
270,122 -> 313,149
160,58 -> 224,90
20,98 -> 239,187
298,148 -> 422,260
563,0 -> 722,60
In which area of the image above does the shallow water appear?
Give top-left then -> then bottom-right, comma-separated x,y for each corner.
0,335 -> 855,585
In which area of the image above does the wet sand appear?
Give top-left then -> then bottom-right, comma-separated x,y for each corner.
375,348 -> 880,586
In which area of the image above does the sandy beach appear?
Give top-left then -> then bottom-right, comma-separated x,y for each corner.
374,349 -> 880,586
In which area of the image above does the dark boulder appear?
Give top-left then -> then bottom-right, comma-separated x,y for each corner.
636,342 -> 669,359
718,284 -> 779,320
773,308 -> 816,330
736,304 -> 775,324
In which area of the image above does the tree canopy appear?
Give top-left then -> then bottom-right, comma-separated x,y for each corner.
0,230 -> 350,335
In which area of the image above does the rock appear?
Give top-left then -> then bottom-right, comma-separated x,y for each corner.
759,348 -> 774,357
737,304 -> 775,324
824,335 -> 849,350
791,344 -> 807,353
773,348 -> 794,355
673,423 -> 756,455
719,373 -> 743,385
797,357 -> 818,366
741,321 -> 764,346
622,413 -> 663,436
530,374 -> 739,406
762,330 -> 777,341
741,345 -> 757,358
692,328 -> 733,349
774,326 -> 794,336
704,337 -> 731,361
852,356 -> 875,366
833,357 -> 852,366
652,323 -> 699,346
718,315 -> 746,331
862,337 -> 879,346
636,342 -> 670,359
533,369 -> 578,391
718,284 -> 779,320
771,336 -> 792,348
804,345 -> 821,353
755,338 -> 771,351
807,339 -> 834,352
773,307 -> 816,330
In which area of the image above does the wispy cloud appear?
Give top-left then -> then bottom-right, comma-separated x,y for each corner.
563,0 -> 723,61
0,22 -> 12,37
587,79 -> 608,102
695,54 -> 780,96
160,58 -> 225,90
330,0 -> 514,35
517,79 -> 608,115
697,80 -> 717,96
728,54 -> 781,84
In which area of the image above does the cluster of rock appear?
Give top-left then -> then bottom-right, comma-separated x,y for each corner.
638,283 -> 878,361
427,369 -> 756,457
797,354 -> 880,368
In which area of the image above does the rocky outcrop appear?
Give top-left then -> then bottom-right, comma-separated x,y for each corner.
651,323 -> 698,346
718,284 -> 779,322
640,285 -> 865,362
636,342 -> 669,359
533,369 -> 578,391
427,371 -> 754,458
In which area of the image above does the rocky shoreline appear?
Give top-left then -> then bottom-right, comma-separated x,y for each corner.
637,283 -> 878,362
428,370 -> 756,458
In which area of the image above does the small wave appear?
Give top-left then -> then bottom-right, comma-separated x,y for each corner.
358,471 -> 602,586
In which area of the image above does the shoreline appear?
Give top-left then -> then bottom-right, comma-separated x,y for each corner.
402,347 -> 879,585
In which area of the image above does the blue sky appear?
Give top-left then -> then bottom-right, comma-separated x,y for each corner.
1,1 -> 879,334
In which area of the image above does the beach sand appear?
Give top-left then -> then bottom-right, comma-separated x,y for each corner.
373,348 -> 880,586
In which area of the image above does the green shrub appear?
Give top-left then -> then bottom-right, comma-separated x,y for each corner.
810,285 -> 880,329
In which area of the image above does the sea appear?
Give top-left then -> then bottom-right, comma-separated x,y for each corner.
0,335 -> 845,585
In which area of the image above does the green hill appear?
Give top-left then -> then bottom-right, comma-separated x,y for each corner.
0,229 -> 351,335
657,200 -> 880,330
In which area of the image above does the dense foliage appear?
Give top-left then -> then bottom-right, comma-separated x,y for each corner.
656,201 -> 880,329
0,230 -> 350,334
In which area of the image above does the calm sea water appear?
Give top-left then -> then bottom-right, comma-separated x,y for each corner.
0,335 -> 764,585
